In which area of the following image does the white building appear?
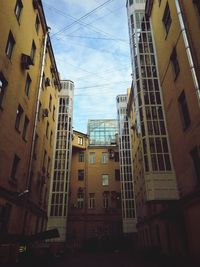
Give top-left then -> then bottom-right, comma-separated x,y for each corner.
116,94 -> 137,233
47,80 -> 74,243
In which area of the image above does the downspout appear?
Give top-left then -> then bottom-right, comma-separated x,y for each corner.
26,27 -> 51,190
175,0 -> 200,107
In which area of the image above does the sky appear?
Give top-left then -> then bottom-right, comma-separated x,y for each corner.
43,0 -> 132,133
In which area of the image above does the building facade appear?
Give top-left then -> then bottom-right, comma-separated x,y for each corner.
0,0 -> 60,262
47,80 -> 74,249
116,94 -> 137,234
146,0 -> 200,260
126,0 -> 181,254
67,121 -> 122,249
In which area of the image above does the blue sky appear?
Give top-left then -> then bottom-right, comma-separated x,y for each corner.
43,0 -> 131,133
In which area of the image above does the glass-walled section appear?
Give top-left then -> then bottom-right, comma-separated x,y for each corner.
88,119 -> 118,146
127,2 -> 179,200
117,95 -> 137,233
47,80 -> 74,242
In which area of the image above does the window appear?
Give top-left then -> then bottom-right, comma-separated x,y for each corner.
178,91 -> 191,129
5,31 -> 15,59
158,0 -> 162,6
15,104 -> 23,131
101,152 -> 108,164
46,121 -> 49,138
89,152 -> 96,164
47,157 -> 51,175
50,131 -> 53,146
15,0 -> 23,21
38,101 -> 41,121
0,72 -> 8,108
190,146 -> 200,183
78,169 -> 84,181
129,0 -> 133,6
49,94 -> 52,111
30,41 -> 36,63
25,74 -> 31,96
170,47 -> 180,78
114,152 -> 119,162
35,14 -> 40,33
88,193 -> 95,209
77,192 -> 84,209
33,133 -> 38,159
22,116 -> 29,141
79,152 -> 84,162
103,192 -> 109,208
42,72 -> 45,89
194,0 -> 200,17
52,105 -> 55,120
0,203 -> 12,233
162,2 -> 171,34
10,154 -> 20,180
115,169 -> 120,181
102,174 -> 109,186
78,136 -> 83,145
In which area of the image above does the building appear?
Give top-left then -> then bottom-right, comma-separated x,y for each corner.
126,0 -> 180,253
146,0 -> 200,261
47,80 -> 74,251
116,94 -> 137,234
67,120 -> 122,249
0,0 -> 60,263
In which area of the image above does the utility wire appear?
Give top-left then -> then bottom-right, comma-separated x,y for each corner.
50,0 -> 114,38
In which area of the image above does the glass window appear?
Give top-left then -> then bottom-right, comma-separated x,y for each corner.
115,169 -> 120,181
10,154 -> 20,180
15,104 -> 23,131
170,47 -> 180,78
194,0 -> 200,17
101,152 -> 108,164
25,73 -> 31,96
15,0 -> 23,21
162,2 -> 172,34
49,94 -> 52,111
22,116 -> 29,141
89,152 -> 96,164
0,72 -> 8,108
78,169 -> 84,181
30,40 -> 36,63
178,91 -> 191,129
190,146 -> 200,183
103,192 -> 109,208
88,193 -> 95,209
35,14 -> 40,33
78,136 -> 83,145
77,192 -> 84,209
102,174 -> 109,186
79,152 -> 84,162
5,31 -> 15,59
46,121 -> 49,138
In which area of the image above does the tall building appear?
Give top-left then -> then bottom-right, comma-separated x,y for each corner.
146,0 -> 200,260
67,120 -> 122,249
0,0 -> 60,263
47,80 -> 74,250
126,0 -> 180,253
116,94 -> 137,234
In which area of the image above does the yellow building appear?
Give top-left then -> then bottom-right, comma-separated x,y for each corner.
146,0 -> 200,261
68,124 -> 122,250
0,0 -> 60,263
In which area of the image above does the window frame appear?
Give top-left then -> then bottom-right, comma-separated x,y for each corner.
102,174 -> 109,186
5,31 -> 15,60
25,73 -> 31,97
78,169 -> 84,181
101,152 -> 108,164
178,91 -> 191,130
89,152 -> 96,164
79,152 -> 84,162
14,0 -> 23,21
162,2 -> 172,35
15,104 -> 24,132
10,154 -> 20,181
0,72 -> 8,109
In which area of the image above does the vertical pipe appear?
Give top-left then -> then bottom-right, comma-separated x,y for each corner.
175,0 -> 200,107
26,27 -> 50,190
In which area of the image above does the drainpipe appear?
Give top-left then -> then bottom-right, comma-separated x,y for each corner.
26,27 -> 51,190
175,0 -> 200,107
